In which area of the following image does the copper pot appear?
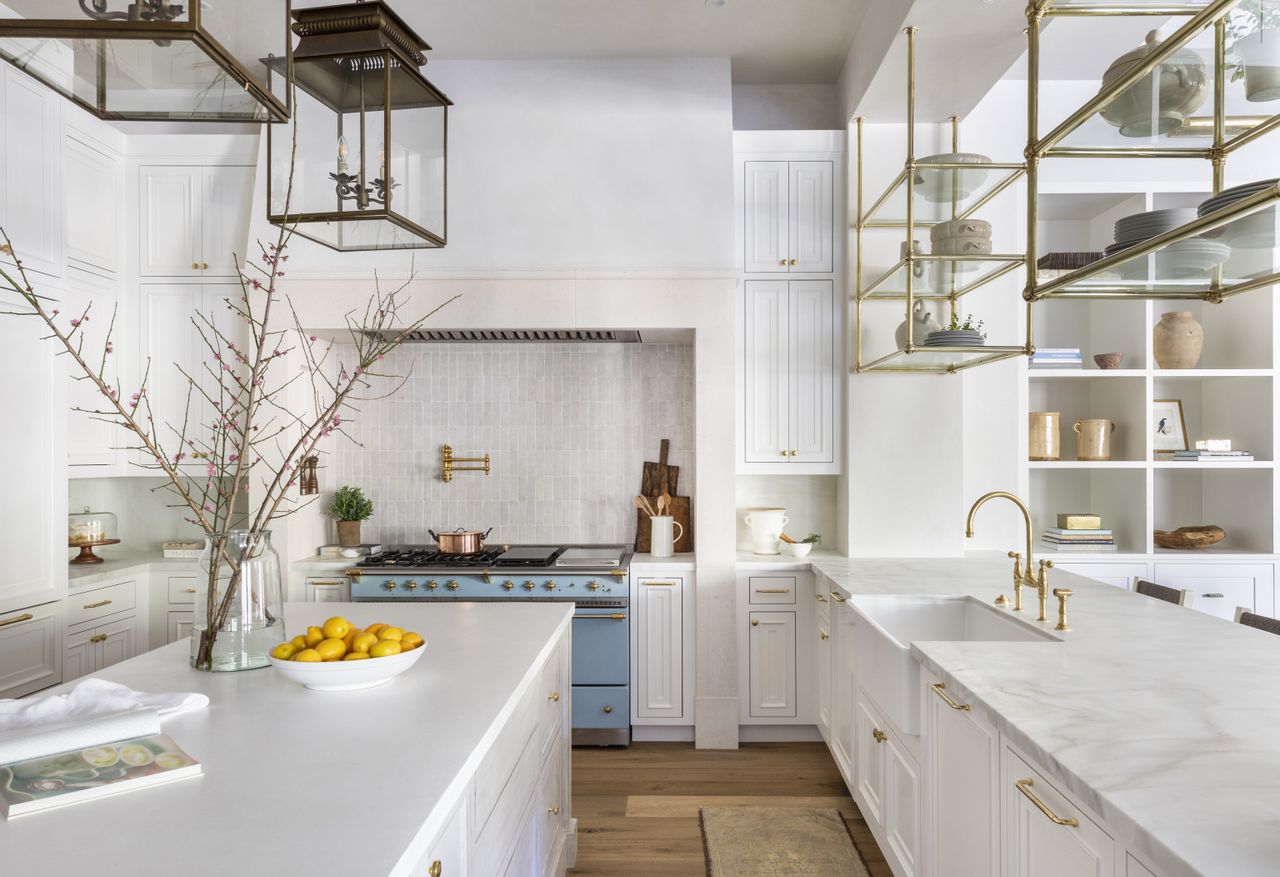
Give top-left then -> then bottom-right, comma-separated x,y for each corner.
429,527 -> 492,554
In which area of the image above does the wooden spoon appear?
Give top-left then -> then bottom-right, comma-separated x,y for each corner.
660,490 -> 672,517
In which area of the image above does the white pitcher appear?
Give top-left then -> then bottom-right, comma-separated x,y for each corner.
744,507 -> 789,555
649,516 -> 685,558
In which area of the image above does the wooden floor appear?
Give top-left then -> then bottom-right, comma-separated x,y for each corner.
569,742 -> 892,876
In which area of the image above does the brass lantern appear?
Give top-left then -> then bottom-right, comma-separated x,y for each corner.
0,1 -> 290,122
267,1 -> 450,251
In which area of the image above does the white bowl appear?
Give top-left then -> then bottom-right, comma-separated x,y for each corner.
267,642 -> 426,691
780,542 -> 814,558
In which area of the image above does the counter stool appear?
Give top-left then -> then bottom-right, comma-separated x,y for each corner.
1134,579 -> 1191,606
1234,607 -> 1280,636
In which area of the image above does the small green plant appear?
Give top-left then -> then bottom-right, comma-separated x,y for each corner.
801,533 -> 823,545
946,313 -> 987,339
328,486 -> 373,522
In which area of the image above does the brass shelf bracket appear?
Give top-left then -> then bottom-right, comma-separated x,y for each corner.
441,444 -> 491,483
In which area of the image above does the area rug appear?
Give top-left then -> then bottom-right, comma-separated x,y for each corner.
700,807 -> 872,876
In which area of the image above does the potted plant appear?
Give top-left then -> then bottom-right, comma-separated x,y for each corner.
925,313 -> 987,347
329,486 -> 374,547
1229,1 -> 1280,102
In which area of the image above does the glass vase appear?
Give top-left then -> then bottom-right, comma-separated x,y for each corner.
191,530 -> 285,672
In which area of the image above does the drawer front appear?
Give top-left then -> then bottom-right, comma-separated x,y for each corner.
68,579 -> 136,627
167,575 -> 199,604
415,791 -> 468,877
1153,563 -> 1273,620
572,684 -> 630,729
536,742 -> 566,874
1004,746 -> 1114,874
1052,563 -> 1148,591
539,639 -> 566,761
571,607 -> 628,685
0,601 -> 62,699
474,732 -> 541,877
749,575 -> 798,605
474,683 -> 540,839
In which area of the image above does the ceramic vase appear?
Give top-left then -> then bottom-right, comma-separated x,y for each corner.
192,530 -> 285,672
744,508 -> 788,555
895,301 -> 943,350
1074,419 -> 1116,461
1153,311 -> 1204,369
1029,411 -> 1061,461
1233,29 -> 1280,102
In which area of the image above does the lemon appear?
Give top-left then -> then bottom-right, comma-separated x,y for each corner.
315,637 -> 347,661
293,648 -> 322,662
343,652 -> 371,661
365,623 -> 389,638
401,632 -> 424,650
322,616 -> 352,640
304,626 -> 325,648
378,626 -> 405,642
369,639 -> 402,658
291,635 -> 308,651
351,632 -> 378,654
269,642 -> 297,660
343,629 -> 359,650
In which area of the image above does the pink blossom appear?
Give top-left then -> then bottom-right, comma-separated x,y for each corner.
203,502 -> 214,512
70,318 -> 80,327
309,335 -> 317,342
105,342 -> 113,354
206,463 -> 215,476
174,452 -> 185,462
332,413 -> 342,425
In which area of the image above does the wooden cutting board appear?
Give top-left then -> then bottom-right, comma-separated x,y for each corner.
640,439 -> 680,497
635,496 -> 693,554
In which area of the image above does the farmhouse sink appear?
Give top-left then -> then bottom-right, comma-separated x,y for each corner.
846,594 -> 1059,735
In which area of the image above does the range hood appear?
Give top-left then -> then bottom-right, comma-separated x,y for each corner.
365,329 -> 643,343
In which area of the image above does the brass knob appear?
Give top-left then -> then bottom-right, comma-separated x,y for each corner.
603,705 -> 613,714
191,261 -> 199,270
544,581 -> 557,591
548,691 -> 560,702
751,618 -> 759,627
820,632 -> 829,640
502,580 -> 514,591
586,581 -> 601,591
1053,587 -> 1073,632
523,581 -> 536,591
429,862 -> 442,877
383,581 -> 396,591
548,805 -> 560,816
789,258 -> 798,266
872,728 -> 887,743
405,580 -> 418,590
790,449 -> 799,456
201,262 -> 209,270
426,579 -> 438,590
779,450 -> 788,457
446,580 -> 459,591
778,259 -> 787,265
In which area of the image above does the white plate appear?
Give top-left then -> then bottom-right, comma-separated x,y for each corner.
267,641 -> 427,691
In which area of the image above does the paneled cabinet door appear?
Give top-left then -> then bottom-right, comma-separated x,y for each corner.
788,161 -> 833,273
1006,749 -> 1115,877
744,161 -> 788,272
306,579 -> 349,603
748,611 -> 797,717
789,280 -> 834,463
63,627 -> 93,682
139,166 -> 201,277
1152,563 -> 1273,620
854,693 -> 887,827
637,576 -> 683,718
816,615 -> 832,737
139,284 -> 206,457
1,64 -> 62,278
64,133 -> 122,277
417,791 -> 467,877
201,166 -> 254,276
0,602 -> 62,699
65,282 -> 120,467
168,611 -> 194,644
924,678 -> 1000,877
743,280 -> 789,463
831,600 -> 857,780
885,736 -> 920,877
97,615 -> 136,670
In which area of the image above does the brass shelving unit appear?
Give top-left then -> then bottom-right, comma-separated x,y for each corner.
1025,0 -> 1280,302
854,28 -> 1031,374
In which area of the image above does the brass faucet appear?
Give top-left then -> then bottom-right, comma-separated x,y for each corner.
965,491 -> 1054,622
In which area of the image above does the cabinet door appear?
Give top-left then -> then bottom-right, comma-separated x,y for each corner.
789,280 -> 834,463
924,677 -> 1000,877
637,576 -> 683,718
1052,563 -> 1148,591
744,161 -> 788,272
139,167 -> 200,277
885,735 -> 920,877
831,600 -> 857,780
306,581 -> 348,603
748,611 -> 796,717
97,615 -> 136,670
816,616 -> 832,737
167,611 -> 194,644
854,692 -> 886,827
536,744 -> 566,873
1153,563 -> 1273,620
1005,748 -> 1115,877
743,280 -> 789,463
1,65 -> 62,278
201,166 -> 254,276
416,790 -> 468,877
64,282 -> 121,467
64,626 -> 94,682
0,602 -> 62,698
64,133 -> 122,277
140,285 -> 206,454
789,161 -> 833,273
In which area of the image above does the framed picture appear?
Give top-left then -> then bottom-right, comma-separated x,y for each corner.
1153,399 -> 1188,452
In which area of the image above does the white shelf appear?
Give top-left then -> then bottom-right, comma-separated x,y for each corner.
1153,461 -> 1274,470
1154,369 -> 1275,379
1028,369 -> 1145,379
1028,461 -> 1145,469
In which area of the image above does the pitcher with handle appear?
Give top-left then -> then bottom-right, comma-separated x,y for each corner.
744,507 -> 789,555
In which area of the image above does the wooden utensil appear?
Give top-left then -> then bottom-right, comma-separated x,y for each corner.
635,496 -> 693,553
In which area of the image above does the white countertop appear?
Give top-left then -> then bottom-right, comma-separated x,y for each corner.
67,549 -> 197,589
806,553 -> 1280,877
1,602 -> 572,876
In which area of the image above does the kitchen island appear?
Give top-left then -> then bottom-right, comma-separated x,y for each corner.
1,602 -> 575,877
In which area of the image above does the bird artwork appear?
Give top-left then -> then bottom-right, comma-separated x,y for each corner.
1156,417 -> 1170,435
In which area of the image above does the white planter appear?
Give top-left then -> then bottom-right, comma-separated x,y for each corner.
1234,30 -> 1280,101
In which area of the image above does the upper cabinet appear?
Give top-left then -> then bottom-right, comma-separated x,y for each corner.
0,64 -> 62,279
744,160 -> 833,274
64,130 -> 123,281
139,165 -> 253,278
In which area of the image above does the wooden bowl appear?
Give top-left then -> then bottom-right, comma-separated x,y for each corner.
1153,526 -> 1226,550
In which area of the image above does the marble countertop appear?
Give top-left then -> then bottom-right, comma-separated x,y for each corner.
1,602 -> 572,876
807,553 -> 1280,877
68,549 -> 197,589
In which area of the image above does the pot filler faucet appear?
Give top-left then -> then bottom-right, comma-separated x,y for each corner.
965,491 -> 1054,623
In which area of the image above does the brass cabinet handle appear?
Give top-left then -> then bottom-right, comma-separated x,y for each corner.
642,580 -> 677,587
548,804 -> 560,816
1202,592 -> 1225,598
820,631 -> 829,640
779,449 -> 788,457
755,588 -> 791,594
574,614 -> 627,621
82,599 -> 112,609
603,705 -> 613,714
429,862 -> 442,877
751,618 -> 759,626
789,449 -> 798,456
548,691 -> 560,702
183,587 -> 197,593
0,612 -> 34,628
815,593 -> 827,602
191,261 -> 200,270
1015,778 -> 1079,827
931,683 -> 971,712
872,728 -> 887,743
201,262 -> 210,270
778,259 -> 787,266
829,591 -> 846,603
789,259 -> 798,266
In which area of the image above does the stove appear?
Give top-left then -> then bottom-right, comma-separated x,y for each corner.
347,544 -> 632,745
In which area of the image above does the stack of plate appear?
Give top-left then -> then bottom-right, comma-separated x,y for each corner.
912,153 -> 992,203
1105,207 -> 1230,280
1198,179 -> 1279,249
922,329 -> 984,347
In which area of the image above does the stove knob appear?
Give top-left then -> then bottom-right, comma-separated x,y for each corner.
446,579 -> 460,591
523,581 -> 536,591
383,580 -> 396,591
543,580 -> 557,591
426,580 -> 438,591
502,580 -> 515,591
586,581 -> 601,592
404,580 -> 418,591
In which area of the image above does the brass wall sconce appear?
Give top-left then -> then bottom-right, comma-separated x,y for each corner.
441,444 -> 490,483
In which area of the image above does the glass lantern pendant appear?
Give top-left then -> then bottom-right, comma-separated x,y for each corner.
267,1 -> 451,251
0,1 -> 291,122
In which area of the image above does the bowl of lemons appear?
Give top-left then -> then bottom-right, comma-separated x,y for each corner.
266,616 -> 426,691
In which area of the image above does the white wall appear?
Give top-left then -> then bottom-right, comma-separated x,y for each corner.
67,477 -> 226,553
732,85 -> 838,131
253,58 -> 735,273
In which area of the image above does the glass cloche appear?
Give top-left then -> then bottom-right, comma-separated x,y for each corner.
68,506 -> 120,564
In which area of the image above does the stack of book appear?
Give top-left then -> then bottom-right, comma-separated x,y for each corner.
1029,348 -> 1083,369
1172,449 -> 1254,463
1042,513 -> 1116,551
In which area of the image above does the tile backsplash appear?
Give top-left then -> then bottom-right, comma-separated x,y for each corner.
331,342 -> 694,545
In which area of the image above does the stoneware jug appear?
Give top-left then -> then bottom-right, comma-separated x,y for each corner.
895,300 -> 943,350
649,515 -> 685,559
744,508 -> 788,555
1029,411 -> 1061,461
1153,311 -> 1204,369
1074,418 -> 1116,461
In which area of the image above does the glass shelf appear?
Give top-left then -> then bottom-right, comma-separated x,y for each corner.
858,345 -> 1028,374
1031,181 -> 1280,299
860,255 -> 1025,300
1040,0 -> 1211,15
860,163 -> 1025,227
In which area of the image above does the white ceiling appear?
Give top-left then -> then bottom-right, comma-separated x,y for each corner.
292,0 -> 870,85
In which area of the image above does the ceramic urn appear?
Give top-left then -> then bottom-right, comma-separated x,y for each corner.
1153,311 -> 1204,369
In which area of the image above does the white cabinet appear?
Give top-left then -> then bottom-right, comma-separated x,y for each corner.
149,572 -> 198,650
743,160 -> 833,273
748,610 -> 797,717
139,165 -> 253,278
636,575 -> 683,719
1152,562 -> 1274,620
305,577 -> 350,603
64,131 -> 123,279
742,279 -> 835,468
64,280 -> 121,468
1051,563 -> 1148,591
0,64 -> 62,278
923,674 -> 1001,877
1004,746 -> 1115,877
831,597 -> 857,779
415,791 -> 468,877
64,613 -> 137,682
167,612 -> 194,644
816,596 -> 833,738
0,601 -> 62,699
854,691 -> 887,825
884,734 -> 920,877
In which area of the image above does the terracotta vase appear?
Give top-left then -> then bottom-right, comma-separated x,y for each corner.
1029,411 -> 1061,461
1153,311 -> 1204,369
336,520 -> 362,547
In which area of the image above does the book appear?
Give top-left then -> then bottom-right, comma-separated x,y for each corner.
1057,513 -> 1102,530
1042,540 -> 1117,551
1042,527 -> 1112,537
162,540 -> 203,559
0,732 -> 200,818
1196,439 -> 1233,451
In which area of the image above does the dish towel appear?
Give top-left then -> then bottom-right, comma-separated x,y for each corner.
0,679 -> 209,764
